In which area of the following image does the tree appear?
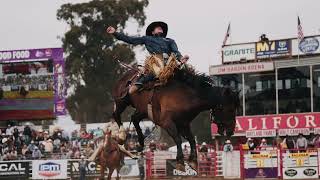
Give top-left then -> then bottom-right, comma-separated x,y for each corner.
57,0 -> 149,123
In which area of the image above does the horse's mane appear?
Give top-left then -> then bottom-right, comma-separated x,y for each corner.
174,66 -> 220,100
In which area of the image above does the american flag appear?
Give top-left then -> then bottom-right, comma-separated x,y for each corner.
297,16 -> 304,41
222,23 -> 231,47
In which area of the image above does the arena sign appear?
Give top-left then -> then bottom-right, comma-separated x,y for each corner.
212,112 -> 320,136
0,48 -> 66,119
166,160 -> 197,176
209,61 -> 274,75
222,43 -> 256,63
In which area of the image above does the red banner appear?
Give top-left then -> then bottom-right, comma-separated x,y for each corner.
211,112 -> 320,136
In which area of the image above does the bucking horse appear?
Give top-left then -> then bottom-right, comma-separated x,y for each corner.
112,67 -> 240,171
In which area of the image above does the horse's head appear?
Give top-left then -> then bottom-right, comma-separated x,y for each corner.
212,88 -> 240,137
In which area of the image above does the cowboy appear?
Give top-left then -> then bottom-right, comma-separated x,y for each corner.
89,120 -> 138,162
106,21 -> 189,94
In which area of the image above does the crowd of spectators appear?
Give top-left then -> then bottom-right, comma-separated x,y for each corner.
0,75 -> 54,91
0,122 -> 158,161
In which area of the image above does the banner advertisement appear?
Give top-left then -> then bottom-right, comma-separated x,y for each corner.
0,161 -> 30,179
246,129 -> 276,138
222,43 -> 256,63
209,61 -> 274,75
244,150 -> 278,179
69,158 -> 140,178
32,160 -> 68,179
212,112 -> 320,136
166,160 -> 197,176
0,48 -> 66,120
292,36 -> 320,56
283,167 -> 318,179
256,40 -> 291,59
282,151 -> 318,179
244,167 -> 278,179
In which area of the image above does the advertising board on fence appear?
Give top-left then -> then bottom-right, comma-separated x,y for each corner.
0,161 -> 29,179
32,160 -> 67,179
243,150 -> 278,179
166,160 -> 197,176
69,158 -> 140,178
282,151 -> 319,179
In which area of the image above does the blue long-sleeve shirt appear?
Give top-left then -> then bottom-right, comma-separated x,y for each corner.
113,32 -> 182,60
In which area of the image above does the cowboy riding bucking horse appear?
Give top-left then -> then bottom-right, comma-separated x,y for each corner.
107,21 -> 190,93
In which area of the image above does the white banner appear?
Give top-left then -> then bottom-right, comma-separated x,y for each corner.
283,167 -> 318,179
222,43 -> 256,63
223,151 -> 241,178
278,128 -> 310,136
246,129 -> 276,138
32,160 -> 67,179
292,36 -> 320,56
209,62 -> 274,75
2,85 -> 11,91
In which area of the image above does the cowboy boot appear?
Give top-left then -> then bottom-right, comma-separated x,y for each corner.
118,144 -> 138,159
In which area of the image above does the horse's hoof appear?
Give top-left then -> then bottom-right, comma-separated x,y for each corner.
189,161 -> 198,170
176,162 -> 185,172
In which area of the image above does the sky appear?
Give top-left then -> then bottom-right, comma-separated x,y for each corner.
1,0 -> 320,73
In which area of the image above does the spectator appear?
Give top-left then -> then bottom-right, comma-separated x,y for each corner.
84,143 -> 94,158
6,125 -> 13,136
199,142 -> 208,153
259,138 -> 268,150
283,135 -> 296,150
138,153 -> 145,180
27,141 -> 37,152
149,140 -> 157,152
223,140 -> 233,152
32,147 -> 42,159
21,144 -> 28,159
247,138 -> 256,150
308,133 -> 316,148
79,155 -> 87,180
314,134 -> 320,148
44,139 -> 53,153
296,133 -> 308,151
66,150 -> 73,159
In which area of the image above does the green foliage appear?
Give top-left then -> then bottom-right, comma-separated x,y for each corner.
57,0 -> 149,122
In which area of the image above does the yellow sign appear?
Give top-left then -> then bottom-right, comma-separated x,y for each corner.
256,41 -> 275,52
251,154 -> 271,159
256,159 -> 264,167
289,153 -> 309,158
296,158 -> 304,166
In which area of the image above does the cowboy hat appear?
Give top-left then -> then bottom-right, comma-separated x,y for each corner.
226,140 -> 231,144
146,21 -> 168,37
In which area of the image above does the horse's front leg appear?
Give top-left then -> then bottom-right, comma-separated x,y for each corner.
165,121 -> 185,172
183,125 -> 198,170
132,111 -> 146,152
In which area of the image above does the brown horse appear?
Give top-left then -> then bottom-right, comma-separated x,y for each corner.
98,132 -> 124,180
112,68 -> 240,170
